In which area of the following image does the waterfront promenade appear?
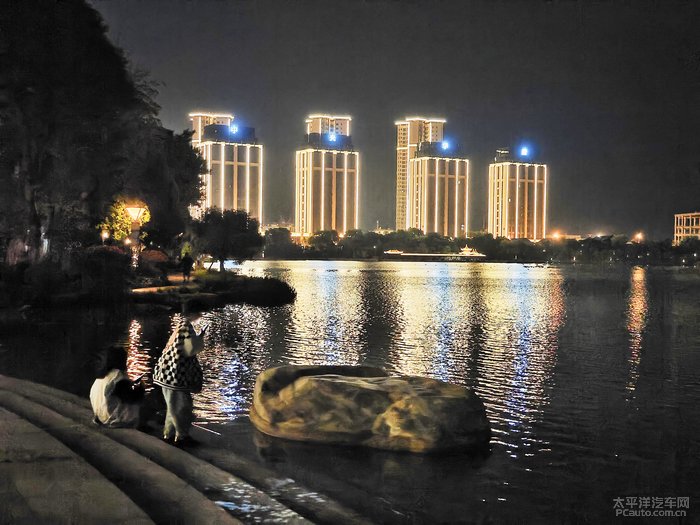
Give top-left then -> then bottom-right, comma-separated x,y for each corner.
0,375 -> 370,524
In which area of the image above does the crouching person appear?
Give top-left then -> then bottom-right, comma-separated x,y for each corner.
153,319 -> 207,445
90,346 -> 145,428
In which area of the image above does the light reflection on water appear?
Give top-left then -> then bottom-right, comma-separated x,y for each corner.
123,263 -> 668,460
625,266 -> 648,393
8,260 -> 700,522
186,261 -> 571,452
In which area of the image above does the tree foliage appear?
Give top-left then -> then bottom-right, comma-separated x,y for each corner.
0,0 -> 204,265
97,198 -> 151,241
192,209 -> 264,271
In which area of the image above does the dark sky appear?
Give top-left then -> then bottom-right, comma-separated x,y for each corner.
92,0 -> 700,239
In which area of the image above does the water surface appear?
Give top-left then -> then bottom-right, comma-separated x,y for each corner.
2,261 -> 699,523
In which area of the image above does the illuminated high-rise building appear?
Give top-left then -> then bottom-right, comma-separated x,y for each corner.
189,112 -> 233,145
487,147 -> 547,241
189,112 -> 263,223
674,212 -> 700,245
295,115 -> 359,237
407,142 -> 469,237
395,117 -> 446,230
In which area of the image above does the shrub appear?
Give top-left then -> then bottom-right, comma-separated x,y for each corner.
24,260 -> 70,305
77,246 -> 131,300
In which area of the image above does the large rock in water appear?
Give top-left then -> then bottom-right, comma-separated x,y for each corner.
249,365 -> 491,453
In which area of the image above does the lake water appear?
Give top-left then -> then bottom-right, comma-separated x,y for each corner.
2,261 -> 699,523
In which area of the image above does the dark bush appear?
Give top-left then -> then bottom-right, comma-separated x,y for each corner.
24,260 -> 70,305
0,262 -> 30,305
77,246 -> 131,301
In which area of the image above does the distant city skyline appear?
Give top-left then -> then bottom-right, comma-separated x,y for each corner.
93,0 -> 700,239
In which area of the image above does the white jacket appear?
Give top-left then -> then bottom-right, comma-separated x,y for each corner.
89,369 -> 140,427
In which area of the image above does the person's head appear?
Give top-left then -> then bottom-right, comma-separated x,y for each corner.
96,345 -> 128,377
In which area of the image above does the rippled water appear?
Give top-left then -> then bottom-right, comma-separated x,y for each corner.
2,261 -> 700,523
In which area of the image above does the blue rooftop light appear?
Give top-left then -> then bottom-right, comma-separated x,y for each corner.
441,140 -> 450,150
520,146 -> 529,157
329,132 -> 337,142
230,125 -> 239,134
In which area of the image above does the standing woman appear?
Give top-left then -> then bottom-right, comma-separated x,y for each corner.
153,319 -> 208,445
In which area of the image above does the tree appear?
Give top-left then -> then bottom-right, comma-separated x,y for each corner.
192,209 -> 263,271
466,233 -> 501,259
0,1 -> 205,266
309,230 -> 340,256
264,227 -> 303,259
97,198 -> 150,241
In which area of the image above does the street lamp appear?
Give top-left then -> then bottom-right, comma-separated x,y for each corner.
101,230 -> 109,245
634,232 -> 644,242
125,203 -> 146,267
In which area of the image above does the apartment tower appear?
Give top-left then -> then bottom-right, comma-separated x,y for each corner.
674,212 -> 700,245
395,117 -> 446,230
295,115 -> 359,237
407,142 -> 469,237
487,148 -> 547,241
189,112 -> 263,223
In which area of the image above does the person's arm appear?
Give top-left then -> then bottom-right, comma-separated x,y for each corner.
113,379 -> 145,404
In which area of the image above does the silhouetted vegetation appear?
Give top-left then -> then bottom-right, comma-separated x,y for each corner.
0,0 -> 204,265
262,228 -> 700,266
264,228 -> 305,259
191,209 -> 264,271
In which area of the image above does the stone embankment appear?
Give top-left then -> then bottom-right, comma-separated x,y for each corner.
0,375 -> 371,524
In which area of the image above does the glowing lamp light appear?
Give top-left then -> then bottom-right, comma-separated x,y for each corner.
100,230 -> 109,240
552,231 -> 561,240
520,146 -> 530,157
125,205 -> 146,222
329,133 -> 337,142
441,141 -> 449,150
634,232 -> 644,242
230,125 -> 238,134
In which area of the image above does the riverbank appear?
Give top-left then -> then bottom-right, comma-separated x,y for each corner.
131,271 -> 296,311
0,374 -> 370,524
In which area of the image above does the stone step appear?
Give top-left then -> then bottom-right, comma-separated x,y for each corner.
0,389 -> 239,525
0,377 -> 309,524
0,407 -> 153,525
0,375 -> 373,525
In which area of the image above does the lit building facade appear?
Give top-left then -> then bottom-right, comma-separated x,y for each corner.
189,112 -> 233,145
407,142 -> 469,237
295,115 -> 359,237
189,112 -> 263,223
674,212 -> 700,245
488,148 -> 548,241
395,117 -> 446,230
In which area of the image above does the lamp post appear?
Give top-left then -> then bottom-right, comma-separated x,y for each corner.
125,204 -> 146,267
101,230 -> 109,245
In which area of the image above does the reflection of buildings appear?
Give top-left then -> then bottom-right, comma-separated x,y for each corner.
673,211 -> 700,245
478,265 -> 565,439
395,117 -> 446,231
407,143 -> 470,237
189,112 -> 263,223
295,115 -> 359,237
488,148 -> 548,241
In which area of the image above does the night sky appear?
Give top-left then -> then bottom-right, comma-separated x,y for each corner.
92,0 -> 700,239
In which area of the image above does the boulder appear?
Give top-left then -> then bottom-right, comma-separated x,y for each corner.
249,365 -> 491,453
